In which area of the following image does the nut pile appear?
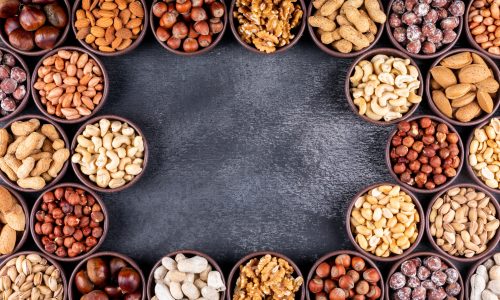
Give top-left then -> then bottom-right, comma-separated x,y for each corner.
72,118 -> 145,189
0,119 -> 69,190
0,186 -> 25,255
152,0 -> 225,52
74,256 -> 142,300
308,254 -> 382,299
75,0 -> 145,53
0,253 -> 64,300
469,118 -> 500,189
389,117 -> 461,190
233,0 -> 303,53
0,51 -> 27,117
350,185 -> 420,258
309,0 -> 386,54
153,254 -> 225,300
389,0 -> 464,54
388,255 -> 461,299
349,54 -> 421,122
469,0 -> 500,55
34,187 -> 105,258
233,254 -> 303,300
469,253 -> 500,300
33,49 -> 105,121
430,51 -> 499,123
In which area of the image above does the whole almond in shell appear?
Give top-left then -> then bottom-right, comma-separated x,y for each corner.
0,225 -> 16,254
431,66 -> 457,89
445,84 -> 472,99
440,52 -> 473,69
4,204 -> 24,231
458,64 -> 491,84
475,77 -> 500,94
451,92 -> 476,108
432,90 -> 453,118
477,91 -> 494,113
0,186 -> 14,213
472,53 -> 487,65
456,101 -> 481,122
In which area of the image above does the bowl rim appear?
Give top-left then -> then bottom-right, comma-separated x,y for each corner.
425,183 -> 500,263
305,249 -> 385,300
464,0 -> 500,61
71,0 -> 149,57
0,185 -> 30,260
465,117 -> 500,194
0,0 -> 72,57
146,249 -> 226,300
149,0 -> 228,56
344,47 -> 424,125
345,182 -> 424,262
464,252 -> 499,300
0,113 -> 70,193
384,251 -> 464,300
385,114 -> 465,194
226,251 -> 305,300
306,0 -> 385,58
0,47 -> 31,123
425,48 -> 500,127
70,114 -> 149,193
228,0 -> 307,54
31,46 -> 110,124
29,182 -> 109,262
385,0 -> 464,60
68,251 -> 146,300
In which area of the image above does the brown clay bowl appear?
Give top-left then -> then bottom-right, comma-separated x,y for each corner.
307,0 -> 385,58
345,47 -> 423,125
385,251 -> 464,300
465,118 -> 500,195
229,0 -> 306,54
0,251 -> 68,300
465,0 -> 500,61
29,182 -> 109,262
385,0 -> 463,60
31,46 -> 109,124
385,114 -> 465,194
0,185 -> 29,260
305,250 -> 385,300
346,182 -> 424,263
0,0 -> 71,57
425,183 -> 500,263
68,251 -> 146,300
425,48 -> 500,127
71,114 -> 149,193
147,249 -> 226,300
150,0 -> 228,56
464,252 -> 500,300
0,47 -> 30,123
72,0 -> 148,57
227,251 -> 305,300
0,114 -> 70,193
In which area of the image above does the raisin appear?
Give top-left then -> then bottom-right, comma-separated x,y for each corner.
1,98 -> 16,112
390,272 -> 407,290
10,67 -> 26,83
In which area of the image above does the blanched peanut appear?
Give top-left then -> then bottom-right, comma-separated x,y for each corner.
469,118 -> 500,189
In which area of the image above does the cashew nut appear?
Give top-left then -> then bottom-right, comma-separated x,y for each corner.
395,88 -> 410,98
365,104 -> 383,121
350,66 -> 363,87
379,93 -> 398,107
395,75 -> 414,88
375,84 -> 394,98
354,98 -> 367,115
116,147 -> 126,158
392,60 -> 407,75
370,99 -> 390,116
359,61 -> 373,82
389,97 -> 407,107
99,119 -> 110,137
112,135 -> 131,148
105,150 -> 120,171
378,73 -> 395,85
83,124 -> 100,137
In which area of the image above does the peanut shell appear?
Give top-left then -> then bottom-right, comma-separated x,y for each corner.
0,225 -> 16,254
0,186 -> 14,213
4,204 -> 24,231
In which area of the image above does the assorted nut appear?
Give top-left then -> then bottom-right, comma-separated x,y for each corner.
152,0 -> 225,53
0,186 -> 25,255
430,51 -> 499,123
0,253 -> 65,300
75,0 -> 145,53
469,253 -> 500,300
33,49 -> 105,121
468,0 -> 500,55
34,186 -> 105,258
0,50 -> 27,117
153,254 -> 225,300
233,0 -> 303,53
350,184 -> 420,258
388,255 -> 462,299
389,117 -> 461,190
349,54 -> 422,122
0,118 -> 70,190
74,256 -> 142,300
468,117 -> 500,189
233,254 -> 303,300
308,0 -> 386,54
389,0 -> 464,55
308,254 -> 382,300
72,118 -> 145,189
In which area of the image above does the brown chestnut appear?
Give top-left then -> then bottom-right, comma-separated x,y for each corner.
0,0 -> 19,18
8,28 -> 34,51
104,286 -> 121,298
43,2 -> 67,28
81,290 -> 109,300
34,25 -> 59,49
86,257 -> 109,287
124,292 -> 142,300
4,17 -> 20,35
19,5 -> 46,31
75,270 -> 95,294
109,257 -> 128,278
117,267 -> 141,294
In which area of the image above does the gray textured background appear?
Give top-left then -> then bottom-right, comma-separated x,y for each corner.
7,7 -> 499,292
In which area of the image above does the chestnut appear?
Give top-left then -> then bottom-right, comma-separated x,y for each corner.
0,0 -> 19,18
43,2 -> 67,28
34,25 -> 59,49
75,270 -> 95,294
86,257 -> 110,287
103,286 -> 121,298
4,17 -> 20,35
109,257 -> 128,279
81,290 -> 109,300
19,5 -> 46,31
8,28 -> 34,51
117,267 -> 141,294
124,292 -> 142,300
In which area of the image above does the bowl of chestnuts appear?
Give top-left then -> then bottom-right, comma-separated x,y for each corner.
0,0 -> 70,56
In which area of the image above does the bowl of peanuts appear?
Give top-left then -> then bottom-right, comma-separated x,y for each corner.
466,0 -> 500,60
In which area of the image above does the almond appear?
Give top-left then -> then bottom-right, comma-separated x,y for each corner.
116,28 -> 132,39
120,9 -> 131,24
430,66 -> 457,89
82,0 -> 91,10
451,92 -> 476,108
129,1 -> 144,17
472,53 -> 487,65
477,91 -> 494,113
458,64 -> 491,84
126,18 -> 142,29
114,17 -> 123,30
111,36 -> 123,49
100,2 -> 118,10
0,225 -> 16,255
76,9 -> 86,20
0,186 -> 14,213
105,26 -> 115,43
117,38 -> 133,50
440,52 -> 473,69
432,90 -> 453,118
98,10 -> 116,18
90,26 -> 105,38
475,77 -> 500,94
456,102 -> 482,122
96,17 -> 113,28
4,204 -> 24,231
99,46 -> 115,52
75,19 -> 90,29
116,0 -> 128,10
445,84 -> 472,100
94,37 -> 110,46
76,28 -> 90,40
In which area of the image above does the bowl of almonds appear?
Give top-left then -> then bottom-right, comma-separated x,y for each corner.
72,0 -> 148,56
0,185 -> 28,259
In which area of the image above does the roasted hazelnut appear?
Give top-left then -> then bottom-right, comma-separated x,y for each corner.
309,278 -> 324,293
351,257 -> 365,272
324,279 -> 335,293
191,7 -> 207,21
338,275 -> 354,290
335,254 -> 351,268
175,0 -> 192,14
316,262 -> 330,278
329,288 -> 346,300
153,2 -> 168,17
330,265 -> 345,279
172,21 -> 188,39
160,12 -> 177,29
209,2 -> 224,17
182,37 -> 198,52
355,280 -> 369,295
362,268 -> 380,284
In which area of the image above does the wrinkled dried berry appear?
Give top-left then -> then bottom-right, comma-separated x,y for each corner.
390,272 -> 406,290
10,67 -> 26,83
1,98 -> 15,111
445,268 -> 459,284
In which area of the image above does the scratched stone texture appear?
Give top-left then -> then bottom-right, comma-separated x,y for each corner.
5,16 -> 499,290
